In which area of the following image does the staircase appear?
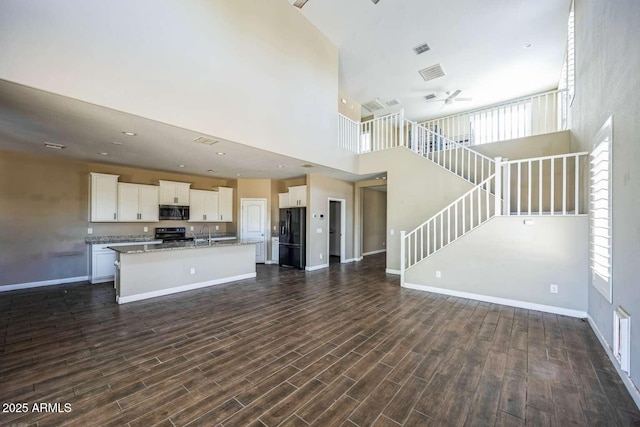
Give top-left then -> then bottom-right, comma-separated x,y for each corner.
338,88 -> 588,285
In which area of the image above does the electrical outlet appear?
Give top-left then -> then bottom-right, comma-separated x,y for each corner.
320,254 -> 323,260
273,225 -> 277,231
390,229 -> 395,235
87,227 -> 93,235
215,225 -> 219,230
190,267 -> 196,275
550,284 -> 558,294
436,270 -> 441,278
190,226 -> 194,231
143,226 -> 148,232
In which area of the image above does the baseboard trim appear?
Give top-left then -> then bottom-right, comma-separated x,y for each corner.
0,276 -> 89,292
117,272 -> 257,304
305,264 -> 329,272
342,258 -> 360,263
363,249 -> 387,256
386,269 -> 401,275
402,282 -> 587,318
587,315 -> 640,409
265,260 -> 277,265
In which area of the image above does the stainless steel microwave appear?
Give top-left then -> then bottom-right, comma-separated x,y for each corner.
159,205 -> 190,221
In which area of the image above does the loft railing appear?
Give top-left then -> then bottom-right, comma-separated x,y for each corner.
419,89 -> 568,146
400,152 -> 589,281
338,114 -> 361,153
503,152 -> 589,216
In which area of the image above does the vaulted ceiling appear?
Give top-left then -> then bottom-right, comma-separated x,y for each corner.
291,0 -> 571,121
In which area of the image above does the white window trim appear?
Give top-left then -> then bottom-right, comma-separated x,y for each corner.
590,116 -> 613,303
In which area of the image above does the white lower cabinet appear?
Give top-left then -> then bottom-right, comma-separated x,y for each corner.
90,241 -> 161,284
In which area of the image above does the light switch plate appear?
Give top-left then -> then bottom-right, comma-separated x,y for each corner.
216,225 -> 219,230
87,228 -> 93,235
190,267 -> 196,275
316,228 -> 323,234
390,229 -> 395,235
190,226 -> 194,231
436,270 -> 441,278
143,227 -> 148,232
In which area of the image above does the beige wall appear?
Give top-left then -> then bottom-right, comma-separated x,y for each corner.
0,0 -> 358,173
471,130 -> 571,160
338,92 -> 362,122
571,0 -> 640,389
358,147 -> 475,271
362,188 -> 387,254
405,216 -> 589,312
0,150 -> 235,287
307,174 -> 354,267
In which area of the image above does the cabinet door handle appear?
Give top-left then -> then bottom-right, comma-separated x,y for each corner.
174,196 -> 178,203
204,214 -> 206,221
114,213 -> 117,220
220,214 -> 222,220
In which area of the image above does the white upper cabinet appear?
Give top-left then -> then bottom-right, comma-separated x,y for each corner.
117,183 -> 159,222
279,185 -> 307,208
289,185 -> 307,207
215,187 -> 233,222
90,173 -> 119,222
189,189 -> 219,222
159,180 -> 191,205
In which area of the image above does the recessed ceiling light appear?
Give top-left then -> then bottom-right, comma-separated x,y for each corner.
112,141 -> 123,145
100,152 -> 109,156
277,165 -> 285,168
178,164 -> 185,168
44,142 -> 65,150
216,152 -> 226,155
236,173 -> 241,177
524,43 -> 532,49
207,169 -> 218,173
122,131 -> 137,136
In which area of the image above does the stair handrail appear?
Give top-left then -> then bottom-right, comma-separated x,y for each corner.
405,119 -> 496,185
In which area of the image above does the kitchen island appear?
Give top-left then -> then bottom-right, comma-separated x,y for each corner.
110,240 -> 257,304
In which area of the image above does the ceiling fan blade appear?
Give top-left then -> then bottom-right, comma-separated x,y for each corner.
425,99 -> 446,103
293,0 -> 309,9
446,89 -> 462,101
454,98 -> 473,102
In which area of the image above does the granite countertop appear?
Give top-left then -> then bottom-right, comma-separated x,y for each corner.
85,233 -> 237,244
109,239 -> 258,254
85,235 -> 159,244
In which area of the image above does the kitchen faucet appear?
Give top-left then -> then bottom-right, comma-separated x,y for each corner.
199,225 -> 211,241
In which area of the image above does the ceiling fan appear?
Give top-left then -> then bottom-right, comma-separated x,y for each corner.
426,90 -> 472,105
293,0 -> 379,9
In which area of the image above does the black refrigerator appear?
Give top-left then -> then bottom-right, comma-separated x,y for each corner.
279,207 -> 306,269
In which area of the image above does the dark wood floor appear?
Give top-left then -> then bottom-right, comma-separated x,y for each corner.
1,254 -> 639,426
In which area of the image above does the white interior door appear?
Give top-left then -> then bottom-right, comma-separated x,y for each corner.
241,199 -> 267,263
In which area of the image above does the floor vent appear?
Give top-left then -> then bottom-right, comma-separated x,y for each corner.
613,307 -> 631,374
419,64 -> 445,82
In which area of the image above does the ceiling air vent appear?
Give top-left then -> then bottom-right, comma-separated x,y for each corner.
193,136 -> 218,145
44,142 -> 65,150
419,64 -> 445,82
424,93 -> 437,100
413,43 -> 431,55
301,164 -> 314,168
363,99 -> 385,113
385,99 -> 400,107
371,0 -> 381,4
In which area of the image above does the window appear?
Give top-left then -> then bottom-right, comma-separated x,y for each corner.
559,1 -> 575,127
590,116 -> 612,302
